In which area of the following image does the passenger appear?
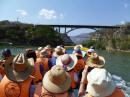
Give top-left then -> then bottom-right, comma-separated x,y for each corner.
25,49 -> 42,85
0,53 -> 35,97
78,68 -> 125,97
81,53 -> 105,85
33,65 -> 75,97
73,48 -> 83,57
35,47 -> 43,58
56,54 -> 79,89
44,44 -> 52,58
73,48 -> 85,78
86,53 -> 105,68
36,49 -> 50,76
74,45 -> 83,50
50,47 -> 64,68
84,48 -> 95,63
90,45 -> 95,49
57,45 -> 66,54
0,48 -> 12,80
0,48 -> 12,65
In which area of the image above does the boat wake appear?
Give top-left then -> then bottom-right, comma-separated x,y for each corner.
112,75 -> 130,97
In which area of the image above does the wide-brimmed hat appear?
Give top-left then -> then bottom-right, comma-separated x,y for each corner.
87,68 -> 116,97
86,53 -> 105,66
40,49 -> 49,58
56,54 -> 77,71
56,46 -> 64,50
4,53 -> 34,82
38,47 -> 43,51
53,48 -> 64,57
87,49 -> 95,53
43,65 -> 72,93
44,45 -> 51,50
74,45 -> 82,50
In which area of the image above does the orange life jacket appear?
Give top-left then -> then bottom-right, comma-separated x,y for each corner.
0,65 -> 5,77
32,63 -> 43,85
68,70 -> 79,89
86,87 -> 125,97
0,75 -> 32,97
36,58 -> 50,71
33,83 -> 69,97
36,50 -> 41,58
47,49 -> 52,58
74,58 -> 85,74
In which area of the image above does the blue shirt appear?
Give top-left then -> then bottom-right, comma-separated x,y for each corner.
50,56 -> 57,68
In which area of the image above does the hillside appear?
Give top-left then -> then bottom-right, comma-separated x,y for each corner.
70,33 -> 90,44
0,20 -> 64,46
83,23 -> 130,51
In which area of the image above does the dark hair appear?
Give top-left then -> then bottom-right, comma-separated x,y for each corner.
25,49 -> 37,62
1,48 -> 11,58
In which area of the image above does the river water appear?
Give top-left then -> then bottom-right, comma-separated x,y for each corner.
0,46 -> 130,96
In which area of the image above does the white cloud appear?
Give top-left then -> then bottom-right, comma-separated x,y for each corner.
124,3 -> 128,8
16,10 -> 27,16
39,9 -> 57,20
60,13 -> 64,19
120,21 -> 125,25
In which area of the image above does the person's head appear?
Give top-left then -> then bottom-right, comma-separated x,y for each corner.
37,47 -> 43,51
4,53 -> 34,82
44,45 -> 51,50
74,45 -> 82,50
73,48 -> 82,56
86,53 -> 105,67
53,47 -> 64,57
87,68 -> 116,97
90,45 -> 95,49
25,49 -> 37,62
1,48 -> 11,59
42,65 -> 72,93
56,54 -> 77,71
87,49 -> 95,56
40,49 -> 49,58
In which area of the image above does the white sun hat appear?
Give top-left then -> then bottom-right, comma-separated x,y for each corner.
87,49 -> 95,53
38,47 -> 43,51
87,68 -> 116,97
56,54 -> 77,71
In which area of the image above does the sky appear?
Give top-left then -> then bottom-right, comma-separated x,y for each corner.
0,0 -> 130,36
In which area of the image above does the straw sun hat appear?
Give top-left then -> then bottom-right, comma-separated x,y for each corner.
86,53 -> 105,66
43,65 -> 72,93
4,53 -> 34,82
87,68 -> 116,97
40,49 -> 49,58
56,54 -> 77,71
53,47 -> 64,57
74,45 -> 83,50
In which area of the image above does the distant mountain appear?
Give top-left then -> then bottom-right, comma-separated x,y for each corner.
70,33 -> 90,44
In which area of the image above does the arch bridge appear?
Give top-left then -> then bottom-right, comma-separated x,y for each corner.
36,24 -> 121,34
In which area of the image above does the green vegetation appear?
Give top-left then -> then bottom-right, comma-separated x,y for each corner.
82,40 -> 106,50
110,37 -> 130,50
0,20 -> 64,46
